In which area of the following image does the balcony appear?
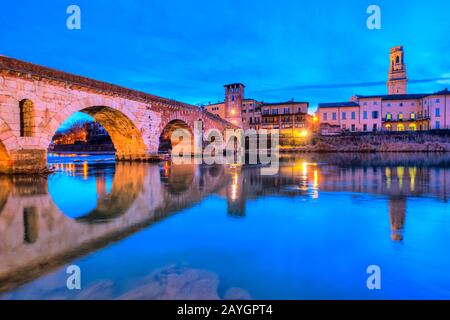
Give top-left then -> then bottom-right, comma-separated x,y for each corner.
382,116 -> 430,122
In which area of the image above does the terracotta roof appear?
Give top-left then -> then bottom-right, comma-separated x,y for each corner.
433,88 -> 450,96
224,83 -> 246,88
318,102 -> 359,108
262,101 -> 308,106
357,94 -> 429,100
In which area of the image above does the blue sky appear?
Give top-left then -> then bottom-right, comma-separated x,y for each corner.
1,0 -> 449,118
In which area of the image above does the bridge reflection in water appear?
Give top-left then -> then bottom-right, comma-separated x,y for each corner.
0,153 -> 449,298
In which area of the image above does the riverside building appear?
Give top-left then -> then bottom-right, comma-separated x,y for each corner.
203,84 -> 311,136
317,46 -> 450,134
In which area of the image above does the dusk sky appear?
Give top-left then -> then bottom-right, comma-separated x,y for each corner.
1,0 -> 449,119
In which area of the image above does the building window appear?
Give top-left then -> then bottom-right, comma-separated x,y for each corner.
363,102 -> 368,106
372,111 -> 379,119
351,112 -> 355,120
323,113 -> 328,121
387,103 -> 391,107
385,124 -> 392,131
398,113 -> 403,121
373,124 -> 377,131
272,109 -> 278,115
363,124 -> 367,131
332,112 -> 337,120
351,124 -> 356,132
363,111 -> 368,119
399,103 -> 403,107
409,123 -> 417,131
410,112 -> 415,120
373,101 -> 378,105
284,107 -> 289,114
397,124 -> 404,131
436,108 -> 441,117
436,121 -> 440,129
19,99 -> 35,137
386,113 -> 392,121
342,112 -> 346,120
231,95 -> 235,101
436,99 -> 441,103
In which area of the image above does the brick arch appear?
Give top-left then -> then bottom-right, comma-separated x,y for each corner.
158,118 -> 195,154
41,101 -> 148,160
162,114 -> 196,133
160,111 -> 227,137
0,94 -> 40,146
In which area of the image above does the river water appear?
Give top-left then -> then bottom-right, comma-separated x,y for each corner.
0,153 -> 449,299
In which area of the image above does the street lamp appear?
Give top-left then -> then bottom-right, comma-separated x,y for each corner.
300,129 -> 308,137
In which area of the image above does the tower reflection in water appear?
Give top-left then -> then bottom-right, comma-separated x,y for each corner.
0,153 -> 449,297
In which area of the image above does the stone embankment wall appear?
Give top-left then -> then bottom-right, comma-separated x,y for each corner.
281,131 -> 450,152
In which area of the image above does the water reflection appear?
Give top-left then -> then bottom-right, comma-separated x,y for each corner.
0,153 -> 449,299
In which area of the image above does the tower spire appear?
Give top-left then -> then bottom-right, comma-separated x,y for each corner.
224,83 -> 245,126
387,46 -> 407,95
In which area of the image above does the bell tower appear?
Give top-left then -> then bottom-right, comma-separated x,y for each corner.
387,46 -> 407,95
224,83 -> 244,127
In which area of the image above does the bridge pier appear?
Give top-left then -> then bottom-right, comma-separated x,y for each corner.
0,150 -> 47,174
0,150 -> 165,174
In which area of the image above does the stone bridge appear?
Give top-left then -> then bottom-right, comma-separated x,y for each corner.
0,162 -> 228,292
0,56 -> 234,173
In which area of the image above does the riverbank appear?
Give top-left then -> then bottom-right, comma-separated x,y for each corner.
48,151 -> 116,155
280,132 -> 450,153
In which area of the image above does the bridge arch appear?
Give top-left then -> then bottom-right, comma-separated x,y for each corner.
158,119 -> 194,155
44,103 -> 148,161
